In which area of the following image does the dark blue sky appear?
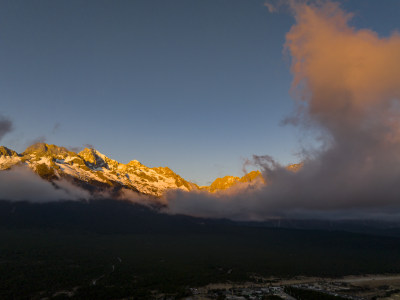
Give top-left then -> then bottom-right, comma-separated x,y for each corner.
1,0 -> 399,185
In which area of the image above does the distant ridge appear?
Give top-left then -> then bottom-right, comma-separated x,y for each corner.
0,143 -> 300,198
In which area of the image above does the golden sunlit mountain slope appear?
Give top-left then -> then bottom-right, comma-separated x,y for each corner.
0,143 -> 300,197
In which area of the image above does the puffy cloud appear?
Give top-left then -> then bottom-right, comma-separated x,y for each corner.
167,1 -> 400,220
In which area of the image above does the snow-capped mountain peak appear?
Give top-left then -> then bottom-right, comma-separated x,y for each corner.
0,142 -> 299,198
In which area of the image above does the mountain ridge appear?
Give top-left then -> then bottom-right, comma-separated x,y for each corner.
0,143 -> 298,198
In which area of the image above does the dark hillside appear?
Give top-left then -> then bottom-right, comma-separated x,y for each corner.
1,200 -> 400,299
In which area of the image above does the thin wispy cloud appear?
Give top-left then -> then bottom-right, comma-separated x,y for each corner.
0,115 -> 13,142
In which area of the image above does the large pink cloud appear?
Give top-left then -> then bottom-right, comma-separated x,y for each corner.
166,1 -> 400,220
